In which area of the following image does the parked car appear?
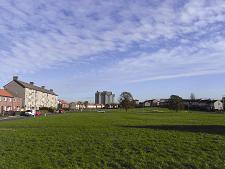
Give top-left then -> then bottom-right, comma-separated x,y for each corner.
5,111 -> 16,116
20,111 -> 31,116
24,110 -> 35,116
20,111 -> 27,116
35,111 -> 42,116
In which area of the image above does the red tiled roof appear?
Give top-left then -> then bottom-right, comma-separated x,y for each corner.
0,89 -> 13,97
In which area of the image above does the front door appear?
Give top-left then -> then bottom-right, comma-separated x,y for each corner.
0,106 -> 3,114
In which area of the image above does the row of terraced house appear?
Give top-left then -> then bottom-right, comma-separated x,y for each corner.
0,76 -> 58,114
139,98 -> 225,111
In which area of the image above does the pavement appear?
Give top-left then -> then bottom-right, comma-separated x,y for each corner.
0,112 -> 67,122
0,113 -> 63,122
0,115 -> 30,122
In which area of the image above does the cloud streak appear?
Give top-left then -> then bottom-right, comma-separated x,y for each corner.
0,0 -> 225,85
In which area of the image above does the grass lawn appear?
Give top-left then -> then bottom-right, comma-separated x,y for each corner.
0,108 -> 224,169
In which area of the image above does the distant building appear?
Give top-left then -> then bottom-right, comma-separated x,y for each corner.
214,100 -> 223,111
144,101 -> 151,107
69,102 -> 104,110
159,99 -> 170,108
69,102 -> 85,110
134,99 -> 139,105
143,99 -> 160,107
4,76 -> 58,110
69,102 -> 77,110
87,104 -> 104,109
183,99 -> 224,111
58,100 -> 70,109
95,91 -> 115,105
223,97 -> 225,110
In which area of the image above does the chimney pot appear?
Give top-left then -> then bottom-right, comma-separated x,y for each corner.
13,76 -> 18,81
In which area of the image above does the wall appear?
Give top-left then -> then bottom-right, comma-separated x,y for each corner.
24,88 -> 58,110
4,81 -> 25,107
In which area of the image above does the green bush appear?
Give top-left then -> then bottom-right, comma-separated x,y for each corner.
39,107 -> 56,113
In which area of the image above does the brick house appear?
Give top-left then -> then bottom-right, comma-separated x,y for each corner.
0,89 -> 22,113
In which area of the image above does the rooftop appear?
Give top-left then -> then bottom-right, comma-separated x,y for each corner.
11,76 -> 57,96
0,89 -> 13,97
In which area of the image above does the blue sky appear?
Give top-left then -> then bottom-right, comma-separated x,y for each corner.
0,0 -> 225,102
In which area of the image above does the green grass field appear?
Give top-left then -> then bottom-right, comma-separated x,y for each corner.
0,108 -> 224,169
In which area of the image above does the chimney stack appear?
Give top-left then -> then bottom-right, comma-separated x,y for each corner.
41,86 -> 45,89
13,76 -> 18,81
30,82 -> 34,85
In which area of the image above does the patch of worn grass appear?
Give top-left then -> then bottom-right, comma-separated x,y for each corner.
0,108 -> 224,169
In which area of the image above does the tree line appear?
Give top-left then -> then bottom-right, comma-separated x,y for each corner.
119,91 -> 194,112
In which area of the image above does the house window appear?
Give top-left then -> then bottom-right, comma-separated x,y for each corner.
13,98 -> 16,102
0,97 -> 1,101
4,97 -> 7,102
7,106 -> 11,111
9,98 -> 12,102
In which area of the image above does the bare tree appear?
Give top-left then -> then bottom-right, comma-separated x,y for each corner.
119,92 -> 134,112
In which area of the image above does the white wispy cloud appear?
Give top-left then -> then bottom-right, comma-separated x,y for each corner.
0,0 -> 225,85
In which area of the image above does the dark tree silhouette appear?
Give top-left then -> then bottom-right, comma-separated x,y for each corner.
83,101 -> 88,108
119,92 -> 134,112
169,95 -> 183,112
